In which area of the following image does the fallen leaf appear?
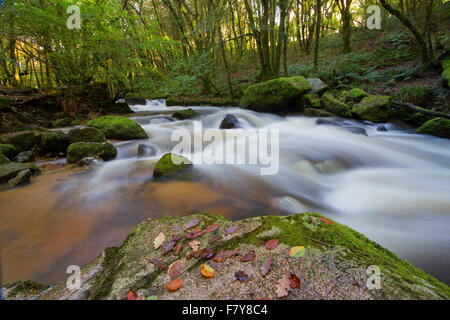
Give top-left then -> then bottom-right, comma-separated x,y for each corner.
147,295 -> 158,300
289,246 -> 306,258
183,219 -> 200,231
166,278 -> 183,291
206,224 -> 219,233
289,273 -> 301,289
320,217 -> 334,225
169,235 -> 182,243
265,239 -> 279,250
149,259 -> 168,271
127,290 -> 137,300
200,248 -> 215,259
213,249 -> 239,262
226,225 -> 240,235
240,250 -> 256,262
235,271 -> 250,281
163,241 -> 176,255
169,261 -> 182,279
186,228 -> 204,239
174,243 -> 182,255
169,226 -> 182,232
260,255 -> 273,276
275,274 -> 291,298
200,264 -> 215,278
209,235 -> 222,244
189,240 -> 201,252
153,232 -> 165,249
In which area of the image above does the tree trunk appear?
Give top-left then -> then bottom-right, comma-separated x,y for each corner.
313,0 -> 321,72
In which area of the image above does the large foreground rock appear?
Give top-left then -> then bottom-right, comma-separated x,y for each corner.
5,213 -> 449,300
0,131 -> 35,153
41,130 -> 68,153
87,116 -> 148,140
416,118 -> 450,139
352,95 -> 391,123
240,76 -> 312,112
0,162 -> 40,184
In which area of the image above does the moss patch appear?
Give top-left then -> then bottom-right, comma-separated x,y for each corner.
41,131 -> 69,153
153,153 -> 193,178
416,117 -> 450,139
67,142 -> 118,164
172,108 -> 198,120
320,92 -> 351,117
67,127 -> 106,144
0,131 -> 35,153
87,116 -> 148,140
352,95 -> 391,123
0,144 -> 16,159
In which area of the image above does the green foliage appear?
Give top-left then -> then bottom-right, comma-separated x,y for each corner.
395,85 -> 434,107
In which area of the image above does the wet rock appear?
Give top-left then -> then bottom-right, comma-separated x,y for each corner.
0,144 -> 16,159
240,76 -> 312,112
0,152 -> 10,165
153,153 -> 192,178
41,130 -> 69,153
78,157 -> 104,167
0,162 -> 40,184
14,151 -> 35,163
1,281 -> 50,300
137,144 -> 157,158
346,126 -> 367,136
220,114 -> 240,129
172,108 -> 198,120
87,116 -> 148,140
304,108 -> 335,117
0,131 -> 35,153
125,97 -> 147,105
416,117 -> 450,139
339,88 -> 369,104
67,127 -> 106,144
52,117 -> 73,128
307,78 -> 329,95
8,169 -> 32,186
103,102 -> 133,114
316,118 -> 339,126
301,94 -> 321,109
352,95 -> 391,123
320,93 -> 352,117
377,125 -> 388,132
67,142 -> 117,164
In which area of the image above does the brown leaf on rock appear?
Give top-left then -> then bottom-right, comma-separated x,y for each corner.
265,239 -> 279,250
186,228 -> 204,239
189,240 -> 201,252
289,273 -> 301,289
213,249 -> 239,262
209,235 -> 222,244
187,248 -> 215,260
275,274 -> 291,298
149,259 -> 168,271
240,250 -> 256,262
235,271 -> 250,281
127,290 -> 137,300
174,243 -> 182,255
206,224 -> 219,233
169,235 -> 182,243
169,226 -> 182,232
183,219 -> 200,231
260,255 -> 273,276
166,278 -> 183,291
163,241 -> 176,255
169,261 -> 182,279
226,225 -> 240,235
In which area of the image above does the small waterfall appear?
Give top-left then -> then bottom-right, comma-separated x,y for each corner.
129,99 -> 167,112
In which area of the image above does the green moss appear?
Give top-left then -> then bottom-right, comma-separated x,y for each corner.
0,152 -> 11,165
416,118 -> 450,139
0,131 -> 35,153
52,118 -> 73,128
352,95 -> 391,123
67,127 -> 106,144
67,142 -> 117,164
0,96 -> 11,109
395,85 -> 434,107
240,76 -> 312,112
153,153 -> 193,178
320,92 -> 351,117
0,144 -> 16,159
340,88 -> 369,104
41,131 -> 68,153
88,246 -> 121,300
442,57 -> 450,87
301,93 -> 321,109
303,108 -> 335,117
172,108 -> 198,120
87,116 -> 148,140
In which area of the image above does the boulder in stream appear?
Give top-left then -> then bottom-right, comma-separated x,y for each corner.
416,117 -> 450,139
14,151 -> 35,163
8,169 -> 32,186
87,116 -> 148,140
320,93 -> 352,117
153,153 -> 192,178
307,78 -> 329,95
8,212 -> 448,300
352,95 -> 391,123
67,142 -> 117,164
0,143 -> 16,159
0,162 -> 40,184
67,127 -> 106,144
172,108 -> 198,120
41,130 -> 69,153
0,131 -> 35,153
137,144 -> 157,158
220,114 -> 240,129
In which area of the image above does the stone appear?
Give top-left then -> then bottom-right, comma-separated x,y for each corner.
153,153 -> 193,178
67,127 -> 106,144
172,108 -> 198,120
416,118 -> 450,139
307,78 -> 329,95
137,144 -> 157,158
41,130 -> 69,153
0,131 -> 35,153
0,144 -> 16,159
352,95 -> 391,123
0,162 -> 40,184
14,151 -> 35,163
67,142 -> 118,164
219,114 -> 240,129
320,93 -> 352,117
87,116 -> 148,140
8,169 -> 32,186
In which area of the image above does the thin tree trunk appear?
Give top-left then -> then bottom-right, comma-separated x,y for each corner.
313,0 -> 321,72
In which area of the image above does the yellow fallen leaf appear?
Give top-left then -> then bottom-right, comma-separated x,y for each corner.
154,232 -> 165,249
200,264 -> 215,278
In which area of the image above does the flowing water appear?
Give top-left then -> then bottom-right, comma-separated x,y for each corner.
1,100 -> 450,286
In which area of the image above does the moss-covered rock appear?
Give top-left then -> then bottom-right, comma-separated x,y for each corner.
87,116 -> 148,140
103,102 -> 133,114
320,93 -> 352,117
19,212 -> 449,300
339,88 -> 369,104
352,95 -> 391,123
0,96 -> 11,109
416,118 -> 450,139
307,78 -> 329,95
301,93 -> 321,109
14,151 -> 35,163
172,108 -> 198,120
240,76 -> 312,112
1,280 -> 50,300
303,108 -> 336,117
52,118 -> 73,128
153,153 -> 193,178
41,131 -> 69,153
8,169 -> 32,186
67,127 -> 106,144
0,131 -> 35,153
441,56 -> 450,88
0,144 -> 16,159
0,162 -> 40,184
0,152 -> 11,165
67,142 -> 118,164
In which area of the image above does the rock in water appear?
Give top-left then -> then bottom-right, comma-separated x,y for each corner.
320,93 -> 352,117
0,152 -> 11,165
52,118 -> 73,128
416,118 -> 450,139
137,144 -> 157,158
0,131 -> 35,153
67,127 -> 106,144
307,78 -> 329,95
172,108 -> 198,120
0,144 -> 16,159
41,131 -> 69,153
66,142 -> 117,164
78,157 -> 104,167
220,114 -> 240,129
377,125 -> 388,132
8,169 -> 32,186
352,95 -> 391,123
0,162 -> 40,184
14,151 -> 35,163
239,76 -> 312,112
87,116 -> 148,140
153,153 -> 192,178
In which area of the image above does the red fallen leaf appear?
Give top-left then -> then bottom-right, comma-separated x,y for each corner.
169,235 -> 182,243
209,235 -> 222,244
186,228 -> 204,239
260,255 -> 273,276
240,250 -> 256,262
289,273 -> 301,289
226,225 -> 240,235
265,239 -> 279,250
149,259 -> 168,271
235,271 -> 250,281
169,261 -> 182,279
200,248 -> 215,259
127,290 -> 137,300
166,278 -> 183,291
213,249 -> 239,262
206,224 -> 219,233
320,217 -> 334,225
174,243 -> 182,255
183,219 -> 200,231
